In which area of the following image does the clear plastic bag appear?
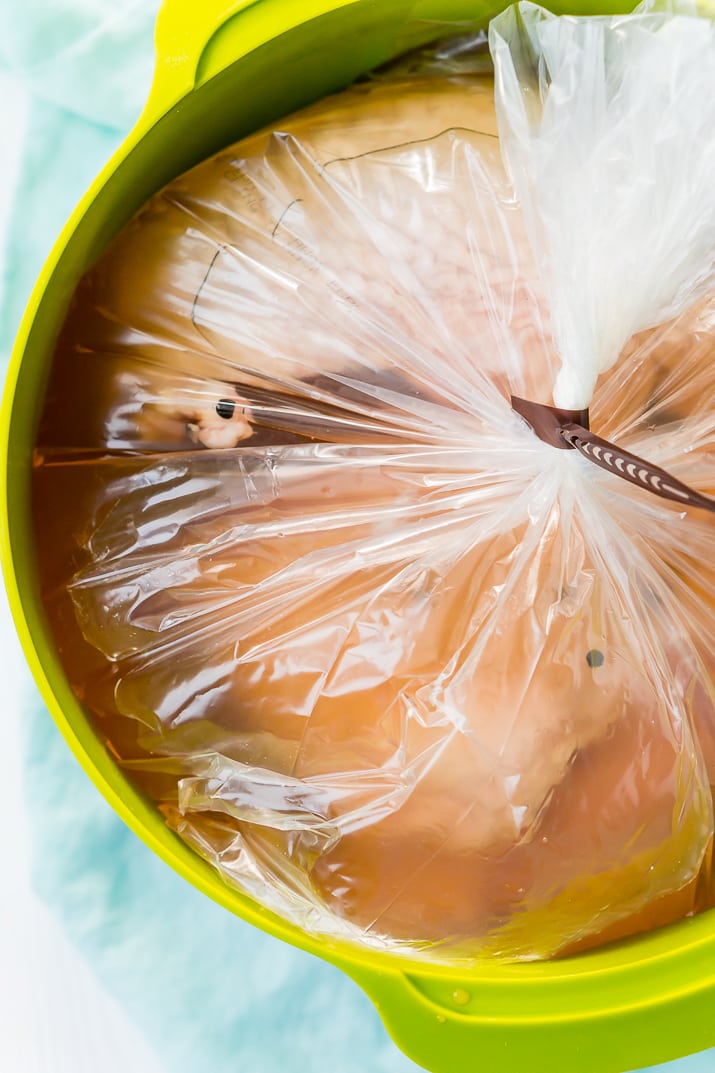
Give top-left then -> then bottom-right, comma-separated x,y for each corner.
33,3 -> 714,960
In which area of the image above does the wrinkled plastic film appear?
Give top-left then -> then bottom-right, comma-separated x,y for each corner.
63,443 -> 715,957
490,2 -> 715,409
31,6 -> 715,961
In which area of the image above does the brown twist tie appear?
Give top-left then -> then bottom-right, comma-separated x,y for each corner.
511,395 -> 715,515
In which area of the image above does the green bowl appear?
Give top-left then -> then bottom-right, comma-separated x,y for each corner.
2,2 -> 714,1071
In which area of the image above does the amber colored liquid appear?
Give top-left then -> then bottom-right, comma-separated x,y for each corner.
29,65 -> 715,958
31,424 -> 715,960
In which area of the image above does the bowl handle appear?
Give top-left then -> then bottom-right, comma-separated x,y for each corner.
144,0 -> 265,118
346,964 -> 486,1073
345,962 -> 590,1073
344,961 -> 543,1073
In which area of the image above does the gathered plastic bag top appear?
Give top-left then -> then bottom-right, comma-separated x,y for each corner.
33,2 -> 714,960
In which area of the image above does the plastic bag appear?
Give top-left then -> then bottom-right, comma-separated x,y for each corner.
491,0 -> 715,410
33,5 -> 714,960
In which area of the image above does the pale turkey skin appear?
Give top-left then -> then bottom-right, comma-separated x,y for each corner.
34,63 -> 715,957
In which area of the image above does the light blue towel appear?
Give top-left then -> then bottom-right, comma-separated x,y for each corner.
1,3 -> 713,1071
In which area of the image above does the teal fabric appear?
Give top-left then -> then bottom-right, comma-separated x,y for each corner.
0,0 -> 159,127
22,692 -> 412,1072
0,3 -> 713,1071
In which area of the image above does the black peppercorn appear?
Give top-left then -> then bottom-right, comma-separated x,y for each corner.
215,398 -> 237,420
